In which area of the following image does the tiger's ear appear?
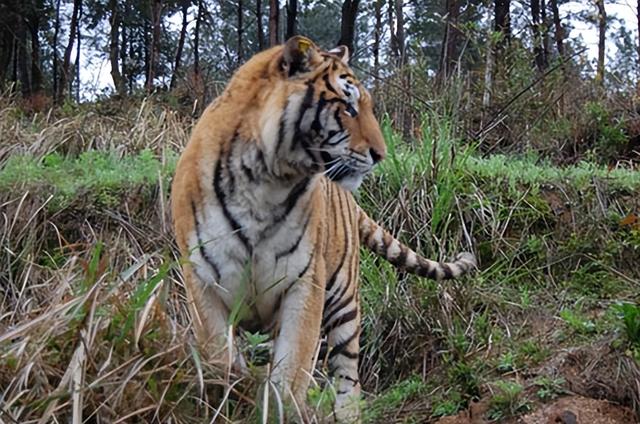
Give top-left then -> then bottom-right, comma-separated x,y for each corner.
282,36 -> 320,76
328,45 -> 350,64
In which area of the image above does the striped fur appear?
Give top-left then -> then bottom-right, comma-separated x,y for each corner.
171,36 -> 476,422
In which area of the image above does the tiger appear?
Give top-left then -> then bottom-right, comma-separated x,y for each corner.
171,36 -> 476,422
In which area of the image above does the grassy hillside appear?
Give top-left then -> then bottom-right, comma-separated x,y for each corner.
0,97 -> 638,423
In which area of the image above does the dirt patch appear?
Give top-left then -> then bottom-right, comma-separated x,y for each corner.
435,338 -> 640,424
519,396 -> 636,424
535,340 -> 640,413
435,396 -> 636,423
435,399 -> 490,423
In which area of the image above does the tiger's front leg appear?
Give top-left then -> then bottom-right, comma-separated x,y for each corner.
183,266 -> 247,374
270,257 -> 325,416
324,274 -> 362,423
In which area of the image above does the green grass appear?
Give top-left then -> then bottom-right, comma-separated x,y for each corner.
466,154 -> 640,191
486,380 -> 530,421
375,119 -> 640,193
1,104 -> 639,423
0,150 -> 177,209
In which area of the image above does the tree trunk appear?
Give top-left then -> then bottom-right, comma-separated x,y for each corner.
595,0 -> 606,85
373,0 -> 382,87
286,0 -> 297,39
237,0 -> 244,64
540,0 -> 549,66
28,4 -> 42,95
549,0 -> 564,58
438,0 -> 461,80
0,28 -> 13,88
483,5 -> 495,111
388,0 -> 396,61
256,0 -> 264,50
75,0 -> 81,101
57,0 -> 80,102
194,0 -> 202,76
530,0 -> 545,72
52,0 -> 60,98
17,17 -> 30,97
338,0 -> 360,55
109,0 -> 125,95
494,0 -> 510,49
121,0 -> 130,94
388,0 -> 405,66
636,0 -> 640,85
395,0 -> 405,66
170,0 -> 189,90
12,36 -> 18,84
0,3 -> 19,90
146,0 -> 162,93
268,0 -> 279,46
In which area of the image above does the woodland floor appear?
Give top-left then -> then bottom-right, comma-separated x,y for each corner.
0,97 -> 638,423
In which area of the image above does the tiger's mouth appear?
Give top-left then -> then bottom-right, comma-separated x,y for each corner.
321,151 -> 374,184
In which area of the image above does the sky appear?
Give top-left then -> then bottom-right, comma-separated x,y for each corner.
76,1 -> 640,98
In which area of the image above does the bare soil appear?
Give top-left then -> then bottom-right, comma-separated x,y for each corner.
435,338 -> 640,424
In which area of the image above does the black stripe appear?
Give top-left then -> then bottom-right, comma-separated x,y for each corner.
345,104 -> 358,117
264,177 -> 310,235
225,142 -> 236,194
333,108 -> 343,130
241,157 -> 255,182
320,130 -> 339,145
319,340 -> 328,359
325,275 -> 350,314
291,84 -> 315,150
300,136 -> 319,163
338,374 -> 359,385
329,331 -> 358,360
325,198 -> 348,294
324,307 -> 357,333
275,211 -> 311,261
323,74 -> 338,94
275,99 -> 290,154
322,132 -> 349,147
416,257 -> 438,279
213,154 -> 252,253
325,190 -> 349,293
442,263 -> 453,279
256,148 -> 266,168
388,244 -> 408,268
283,177 -> 310,217
324,293 -> 354,327
311,94 -> 327,133
191,201 -> 221,282
284,252 -> 314,293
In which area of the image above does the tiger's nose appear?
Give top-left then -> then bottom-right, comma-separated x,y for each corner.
369,147 -> 384,164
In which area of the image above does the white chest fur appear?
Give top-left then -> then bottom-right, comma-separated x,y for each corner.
188,173 -> 319,329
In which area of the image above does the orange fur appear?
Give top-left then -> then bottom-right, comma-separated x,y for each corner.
171,36 -> 475,422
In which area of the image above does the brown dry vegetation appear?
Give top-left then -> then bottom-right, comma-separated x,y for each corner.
0,92 -> 639,423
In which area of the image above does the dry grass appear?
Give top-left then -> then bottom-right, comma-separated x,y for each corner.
0,94 -> 638,423
0,94 -> 192,161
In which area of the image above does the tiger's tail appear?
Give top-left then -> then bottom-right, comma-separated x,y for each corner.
357,207 -> 476,280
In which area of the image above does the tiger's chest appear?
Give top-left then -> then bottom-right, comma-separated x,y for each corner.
188,176 -> 321,329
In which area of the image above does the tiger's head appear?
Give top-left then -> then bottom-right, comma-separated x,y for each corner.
254,36 -> 386,192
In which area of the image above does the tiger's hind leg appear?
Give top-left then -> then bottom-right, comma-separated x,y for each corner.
183,266 -> 246,373
323,282 -> 362,422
